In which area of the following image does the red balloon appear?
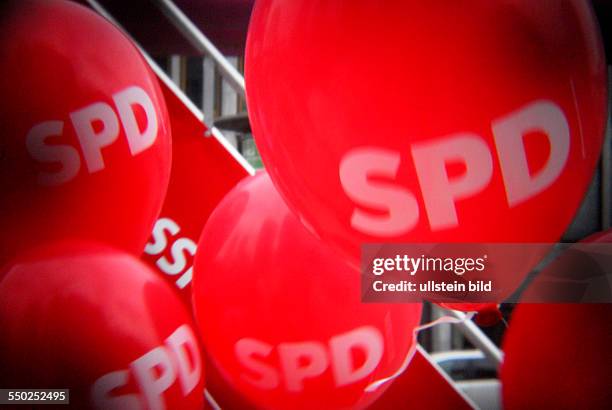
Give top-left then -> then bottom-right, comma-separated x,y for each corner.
501,230 -> 612,408
142,79 -> 249,309
203,355 -> 258,410
501,304 -> 611,408
0,0 -> 171,266
193,172 -> 422,410
0,241 -> 204,410
246,0 -> 607,262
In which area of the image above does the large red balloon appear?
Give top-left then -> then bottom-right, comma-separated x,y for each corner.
193,172 -> 422,410
0,241 -> 204,410
0,0 -> 171,266
246,0 -> 607,264
204,355 -> 258,410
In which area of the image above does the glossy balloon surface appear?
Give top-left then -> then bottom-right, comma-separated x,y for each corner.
246,0 -> 607,264
0,0 -> 171,266
0,241 -> 204,409
193,173 -> 422,410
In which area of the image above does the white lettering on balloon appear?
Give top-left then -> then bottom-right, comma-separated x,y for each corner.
339,100 -> 570,236
234,326 -> 384,392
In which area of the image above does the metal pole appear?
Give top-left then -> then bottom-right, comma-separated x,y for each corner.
602,66 -> 612,229
85,0 -> 255,175
85,0 -> 204,120
152,0 -> 246,97
169,55 -> 184,90
445,309 -> 504,368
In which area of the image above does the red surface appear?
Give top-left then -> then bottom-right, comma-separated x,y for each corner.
204,349 -> 473,410
370,349 -> 473,410
204,355 -> 259,410
502,304 -> 612,409
502,229 -> 612,408
246,0 -> 607,266
193,172 -> 422,410
0,241 -> 204,409
141,80 -> 249,309
0,0 -> 171,268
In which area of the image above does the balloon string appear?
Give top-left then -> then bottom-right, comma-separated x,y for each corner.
364,312 -> 476,392
204,389 -> 222,410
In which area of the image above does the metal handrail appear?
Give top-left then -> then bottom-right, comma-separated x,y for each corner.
85,0 -> 256,176
152,0 -> 246,98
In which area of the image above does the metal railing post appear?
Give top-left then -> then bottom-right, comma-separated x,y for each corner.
445,309 -> 504,368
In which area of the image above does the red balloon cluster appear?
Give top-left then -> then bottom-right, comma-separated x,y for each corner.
0,0 -> 609,409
